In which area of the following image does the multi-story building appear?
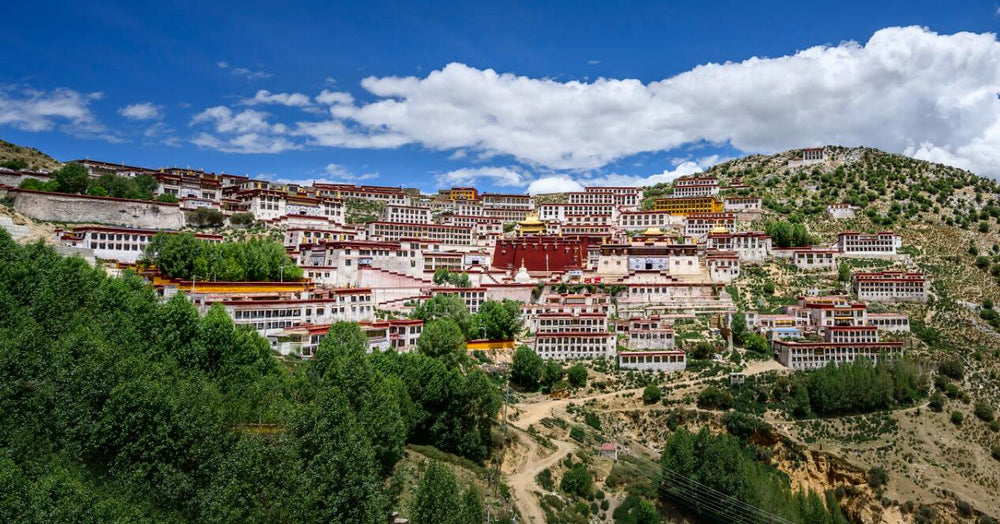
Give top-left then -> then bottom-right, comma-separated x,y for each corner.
493,236 -> 595,274
836,231 -> 902,257
482,192 -> 534,212
851,271 -> 927,303
366,221 -> 473,246
706,251 -> 740,282
425,286 -> 487,313
706,231 -> 771,262
617,350 -> 686,372
597,242 -> 700,277
683,213 -> 735,237
522,294 -> 612,325
538,203 -> 618,223
208,288 -> 375,336
622,316 -> 675,350
791,248 -> 838,270
723,196 -> 763,212
439,214 -> 504,238
867,313 -> 911,333
449,187 -> 479,201
453,200 -> 484,216
672,176 -> 720,197
284,227 -> 358,248
59,226 -> 222,263
534,332 -> 616,360
313,183 -> 410,206
652,196 -> 724,216
531,307 -> 614,360
775,323 -> 901,370
618,210 -> 680,231
580,186 -> 641,208
382,204 -> 433,224
271,318 -> 423,357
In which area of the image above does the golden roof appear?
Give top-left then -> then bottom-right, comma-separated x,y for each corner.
519,215 -> 543,225
642,227 -> 664,236
710,225 -> 729,234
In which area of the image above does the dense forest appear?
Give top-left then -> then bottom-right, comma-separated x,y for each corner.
0,231 -> 500,522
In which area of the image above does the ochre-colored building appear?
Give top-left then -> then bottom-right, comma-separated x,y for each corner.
652,196 -> 723,216
449,187 -> 479,201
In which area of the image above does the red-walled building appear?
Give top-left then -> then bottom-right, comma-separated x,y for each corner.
492,235 -> 594,274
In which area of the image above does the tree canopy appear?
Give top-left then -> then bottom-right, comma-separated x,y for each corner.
141,232 -> 303,282
0,231 -> 499,521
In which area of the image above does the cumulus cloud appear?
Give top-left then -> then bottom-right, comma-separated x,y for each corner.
241,90 -> 312,107
435,166 -> 530,188
285,26 -> 1000,177
118,102 -> 161,120
190,106 -> 297,153
527,176 -> 584,195
0,87 -> 112,139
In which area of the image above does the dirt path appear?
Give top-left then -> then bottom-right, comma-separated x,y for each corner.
503,362 -> 786,521
506,431 -> 574,523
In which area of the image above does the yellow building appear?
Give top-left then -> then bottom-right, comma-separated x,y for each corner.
517,214 -> 546,236
449,187 -> 479,201
652,196 -> 723,216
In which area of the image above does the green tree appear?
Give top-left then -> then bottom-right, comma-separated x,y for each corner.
643,384 -> 662,404
731,311 -> 748,345
417,319 -> 467,368
838,262 -> 851,282
567,363 -> 587,388
560,463 -> 593,498
476,299 -> 522,340
541,359 -> 564,388
411,294 -> 475,338
511,345 -> 543,390
52,162 -> 90,193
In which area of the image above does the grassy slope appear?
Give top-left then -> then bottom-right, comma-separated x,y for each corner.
0,140 -> 62,171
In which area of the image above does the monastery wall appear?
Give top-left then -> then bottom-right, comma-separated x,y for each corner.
12,189 -> 184,229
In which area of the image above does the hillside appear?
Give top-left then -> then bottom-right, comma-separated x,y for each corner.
702,147 -> 1000,519
0,140 -> 62,171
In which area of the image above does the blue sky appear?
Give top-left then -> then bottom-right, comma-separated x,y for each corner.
1,1 -> 999,193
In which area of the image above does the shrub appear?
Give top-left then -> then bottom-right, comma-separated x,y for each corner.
938,358 -> 964,380
928,392 -> 945,412
992,446 -> 1000,462
642,384 -> 662,404
867,467 -> 889,488
697,386 -> 733,410
230,212 -> 255,226
536,468 -> 554,491
569,426 -> 585,442
762,282 -> 776,295
950,411 -> 964,426
583,411 -> 601,430
974,401 -> 995,422
155,193 -> 179,203
559,463 -> 593,498
567,364 -> 588,388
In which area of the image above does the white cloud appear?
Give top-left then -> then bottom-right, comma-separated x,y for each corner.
285,26 -> 1000,177
218,61 -> 271,80
315,90 -> 354,106
587,59 -> 601,65
323,163 -> 378,181
527,176 -> 584,195
0,87 -> 118,141
190,106 -> 297,153
241,90 -> 312,107
119,102 -> 161,120
436,166 -> 530,188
